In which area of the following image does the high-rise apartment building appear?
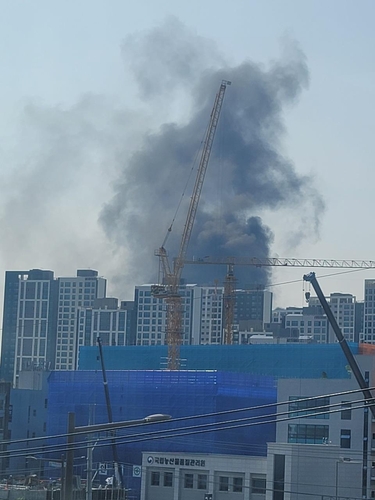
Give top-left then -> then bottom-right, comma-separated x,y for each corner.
276,293 -> 356,344
55,270 -> 106,370
191,286 -> 224,344
0,269 -> 106,385
234,288 -> 272,331
0,269 -> 58,385
135,284 -> 273,346
135,284 -> 226,346
328,293 -> 356,342
77,298 -> 135,350
363,279 -> 375,343
135,284 -> 195,346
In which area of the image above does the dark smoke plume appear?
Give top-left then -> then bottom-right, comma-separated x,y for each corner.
100,18 -> 324,289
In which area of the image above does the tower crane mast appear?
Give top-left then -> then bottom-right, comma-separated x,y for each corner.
152,80 -> 231,369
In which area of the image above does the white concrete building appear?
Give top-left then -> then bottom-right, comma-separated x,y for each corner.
77,298 -> 134,349
12,270 -> 56,386
135,284 -> 225,346
140,451 -> 267,500
363,279 -> 375,343
139,444 -> 363,500
266,442 -> 362,500
8,269 -> 106,385
135,284 -> 195,346
55,270 -> 106,370
191,286 -> 224,345
277,378 -> 366,451
329,292 -> 356,342
284,311 -> 328,342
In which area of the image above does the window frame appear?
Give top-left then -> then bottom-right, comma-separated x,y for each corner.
219,476 -> 229,492
233,476 -> 243,493
163,472 -> 173,487
150,471 -> 160,487
184,473 -> 194,489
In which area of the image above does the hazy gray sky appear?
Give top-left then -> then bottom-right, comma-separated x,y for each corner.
0,0 -> 374,308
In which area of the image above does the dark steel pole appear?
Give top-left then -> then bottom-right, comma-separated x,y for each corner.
61,454 -> 66,500
64,411 -> 171,500
362,371 -> 369,499
97,337 -> 124,489
65,412 -> 75,500
303,272 -> 375,419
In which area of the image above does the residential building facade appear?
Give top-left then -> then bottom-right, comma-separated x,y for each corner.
328,292 -> 356,342
0,269 -> 106,385
55,270 -> 106,370
0,269 -> 58,386
77,297 -> 135,349
363,279 -> 375,344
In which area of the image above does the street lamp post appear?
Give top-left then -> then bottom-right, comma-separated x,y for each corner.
64,413 -> 171,500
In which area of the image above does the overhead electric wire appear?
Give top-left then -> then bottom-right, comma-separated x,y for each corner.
2,386 -> 373,461
95,398 -> 369,448
266,267 -> 370,289
0,390 -> 374,456
2,385 -> 370,450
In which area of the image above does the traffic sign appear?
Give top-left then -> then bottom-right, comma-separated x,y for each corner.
98,463 -> 107,475
132,465 -> 141,478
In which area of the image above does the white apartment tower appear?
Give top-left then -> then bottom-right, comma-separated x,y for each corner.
1,269 -> 106,386
10,270 -> 56,386
328,293 -> 356,342
135,284 -> 195,346
191,286 -> 224,345
77,298 -> 134,349
135,284 -> 224,346
363,279 -> 375,343
55,270 -> 106,370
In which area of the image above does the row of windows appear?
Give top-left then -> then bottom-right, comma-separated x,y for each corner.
20,281 -> 50,300
150,471 -> 173,487
17,338 -> 46,357
288,396 -> 330,419
19,319 -> 48,336
149,471 -> 265,494
288,398 -> 352,420
59,294 -> 95,301
60,281 -> 96,288
288,424 -> 352,448
218,476 -> 243,492
19,301 -> 49,319
286,320 -> 327,327
288,424 -> 328,444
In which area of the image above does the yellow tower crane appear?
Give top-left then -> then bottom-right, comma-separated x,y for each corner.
151,80 -> 231,370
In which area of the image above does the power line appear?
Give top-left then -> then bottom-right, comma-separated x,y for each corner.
3,386 -> 373,461
3,385 -> 370,449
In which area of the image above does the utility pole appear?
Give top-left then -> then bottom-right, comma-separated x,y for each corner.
65,412 -> 75,500
64,413 -> 171,500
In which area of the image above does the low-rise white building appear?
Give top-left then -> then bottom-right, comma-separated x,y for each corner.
140,451 -> 267,500
139,444 -> 363,500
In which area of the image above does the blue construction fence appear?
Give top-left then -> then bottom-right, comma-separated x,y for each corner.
79,343 -> 357,379
46,370 -> 276,498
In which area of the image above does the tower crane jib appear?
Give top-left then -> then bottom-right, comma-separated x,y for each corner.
182,256 -> 375,345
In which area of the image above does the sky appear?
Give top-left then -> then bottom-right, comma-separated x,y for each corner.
0,0 -> 374,311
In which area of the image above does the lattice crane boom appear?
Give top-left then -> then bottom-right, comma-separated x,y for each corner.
182,256 -> 375,345
152,80 -> 231,369
173,81 -> 230,283
183,257 -> 375,268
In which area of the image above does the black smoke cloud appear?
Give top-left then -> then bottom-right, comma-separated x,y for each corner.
100,18 -> 324,288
